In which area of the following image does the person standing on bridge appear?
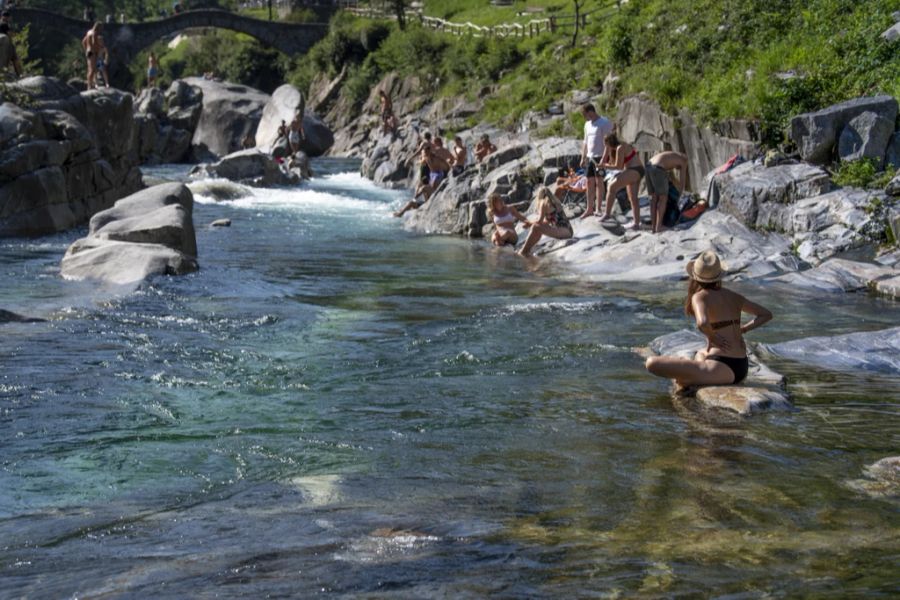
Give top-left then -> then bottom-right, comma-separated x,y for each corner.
82,22 -> 104,89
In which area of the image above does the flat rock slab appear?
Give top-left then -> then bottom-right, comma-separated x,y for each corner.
763,326 -> 900,374
874,275 -> 900,298
693,386 -> 793,416
643,329 -> 790,415
210,218 -> 232,227
771,258 -> 897,293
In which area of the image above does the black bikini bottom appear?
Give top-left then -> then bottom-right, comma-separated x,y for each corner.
707,355 -> 749,384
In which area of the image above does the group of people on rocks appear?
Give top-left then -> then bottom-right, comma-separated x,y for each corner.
576,103 -> 689,234
81,22 -> 111,89
392,130 -> 498,218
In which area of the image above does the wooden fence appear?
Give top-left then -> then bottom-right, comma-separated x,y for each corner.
342,0 -> 624,39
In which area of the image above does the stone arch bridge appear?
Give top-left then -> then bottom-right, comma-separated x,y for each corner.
12,8 -> 329,62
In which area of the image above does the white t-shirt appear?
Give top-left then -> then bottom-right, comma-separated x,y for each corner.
583,116 -> 613,158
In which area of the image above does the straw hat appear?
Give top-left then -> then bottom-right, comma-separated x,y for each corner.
686,250 -> 725,282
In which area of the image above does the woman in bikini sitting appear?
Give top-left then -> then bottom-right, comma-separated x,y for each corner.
599,132 -> 644,230
487,192 -> 527,247
645,250 -> 773,390
517,187 -> 574,257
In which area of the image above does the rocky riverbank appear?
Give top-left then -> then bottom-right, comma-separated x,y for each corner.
321,72 -> 899,299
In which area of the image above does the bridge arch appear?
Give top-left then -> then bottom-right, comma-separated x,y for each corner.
11,8 -> 329,62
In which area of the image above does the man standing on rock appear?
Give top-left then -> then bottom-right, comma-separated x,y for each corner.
646,151 -> 689,233
579,103 -> 614,219
81,22 -> 103,89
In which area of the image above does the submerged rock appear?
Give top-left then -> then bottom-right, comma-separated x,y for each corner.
0,309 -> 47,323
210,218 -> 231,228
762,326 -> 900,374
846,456 -> 900,498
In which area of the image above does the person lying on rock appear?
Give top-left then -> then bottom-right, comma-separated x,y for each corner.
487,192 -> 527,247
554,165 -> 588,201
645,250 -> 773,392
517,186 -> 574,257
646,151 -> 688,234
475,133 -> 497,162
599,133 -> 644,230
394,146 -> 450,217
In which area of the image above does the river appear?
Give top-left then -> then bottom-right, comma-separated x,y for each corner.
1,159 -> 898,597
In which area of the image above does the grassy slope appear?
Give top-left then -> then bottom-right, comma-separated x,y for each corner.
290,0 -> 900,147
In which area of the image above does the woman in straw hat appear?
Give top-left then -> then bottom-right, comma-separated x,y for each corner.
645,250 -> 772,389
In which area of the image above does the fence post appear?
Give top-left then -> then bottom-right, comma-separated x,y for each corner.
549,16 -> 556,33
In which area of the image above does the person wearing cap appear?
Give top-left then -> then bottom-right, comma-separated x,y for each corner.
645,250 -> 772,390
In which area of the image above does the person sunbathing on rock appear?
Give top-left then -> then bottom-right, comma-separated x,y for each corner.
554,166 -> 587,201
487,192 -> 527,247
517,186 -> 574,257
394,146 -> 450,217
645,250 -> 772,391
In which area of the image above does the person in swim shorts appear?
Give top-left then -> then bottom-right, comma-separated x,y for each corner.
646,151 -> 688,233
578,103 -> 614,219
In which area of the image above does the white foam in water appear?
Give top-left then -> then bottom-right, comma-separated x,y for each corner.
219,187 -> 394,217
285,474 -> 343,507
188,179 -> 254,202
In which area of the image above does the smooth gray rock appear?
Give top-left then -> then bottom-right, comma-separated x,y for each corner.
485,143 -> 531,170
89,183 -> 197,257
134,87 -> 165,118
165,79 -> 203,132
837,111 -> 894,167
256,83 -> 305,151
887,170 -> 900,196
882,22 -> 900,42
61,183 -> 199,285
184,78 -> 270,162
763,326 -> 900,374
790,95 -> 899,164
846,456 -> 900,498
192,149 -> 301,187
874,275 -> 900,298
61,238 -> 198,286
210,218 -> 231,227
300,112 -> 335,157
771,258 -> 896,292
535,137 -> 582,169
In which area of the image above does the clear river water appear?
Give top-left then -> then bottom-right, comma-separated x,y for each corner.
1,159 -> 899,597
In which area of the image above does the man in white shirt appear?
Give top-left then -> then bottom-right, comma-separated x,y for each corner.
579,103 -> 614,219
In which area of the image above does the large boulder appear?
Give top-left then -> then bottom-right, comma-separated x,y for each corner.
87,182 -> 197,257
837,111 -> 895,167
884,133 -> 900,171
182,77 -> 270,162
301,112 -> 335,157
191,149 -> 302,187
61,183 -> 199,286
165,79 -> 203,131
134,87 -> 165,119
0,84 -> 143,236
715,162 -> 832,229
790,95 -> 899,164
763,326 -> 900,374
256,83 -> 305,150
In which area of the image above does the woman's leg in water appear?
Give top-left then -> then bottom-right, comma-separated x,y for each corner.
645,355 -> 735,388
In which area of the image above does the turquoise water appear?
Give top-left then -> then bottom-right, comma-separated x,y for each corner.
1,159 -> 899,597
